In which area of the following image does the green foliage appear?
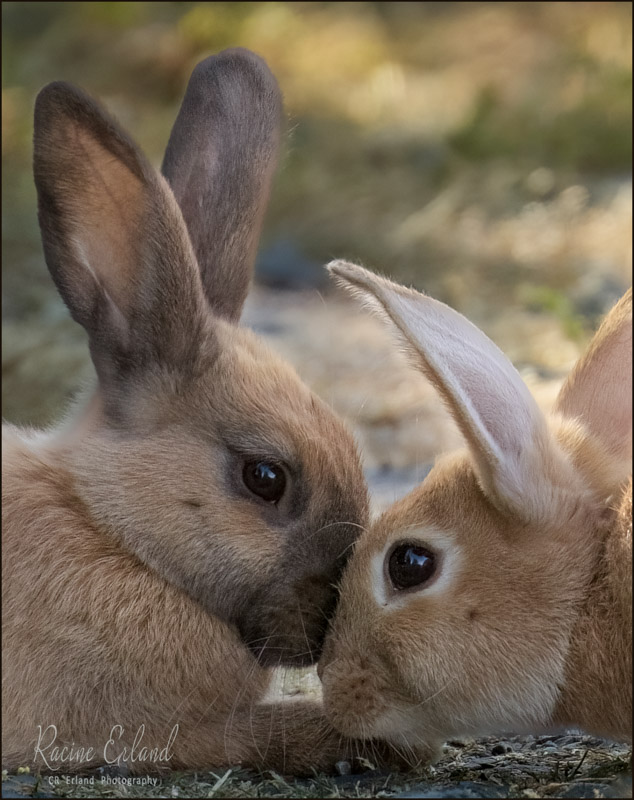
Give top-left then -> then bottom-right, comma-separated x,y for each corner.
518,284 -> 587,342
450,68 -> 632,172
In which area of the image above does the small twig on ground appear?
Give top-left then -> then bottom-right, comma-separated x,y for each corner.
207,769 -> 232,797
568,748 -> 590,781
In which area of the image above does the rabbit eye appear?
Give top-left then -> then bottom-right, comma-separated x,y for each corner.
388,543 -> 436,591
242,460 -> 286,504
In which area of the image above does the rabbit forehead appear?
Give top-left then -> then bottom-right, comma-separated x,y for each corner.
363,451 -> 501,549
126,319 -> 351,460
207,328 -> 362,474
213,324 -> 316,426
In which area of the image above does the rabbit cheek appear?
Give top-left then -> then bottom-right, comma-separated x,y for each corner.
233,507 -> 364,665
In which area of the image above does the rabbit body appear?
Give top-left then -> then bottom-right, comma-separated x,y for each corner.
552,474 -> 631,737
2,52 -> 370,774
320,261 -> 631,753
2,424 -> 266,770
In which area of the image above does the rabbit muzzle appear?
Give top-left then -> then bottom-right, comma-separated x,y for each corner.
320,652 -> 393,738
236,571 -> 342,666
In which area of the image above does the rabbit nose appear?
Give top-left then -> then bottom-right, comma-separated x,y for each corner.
321,655 -> 388,738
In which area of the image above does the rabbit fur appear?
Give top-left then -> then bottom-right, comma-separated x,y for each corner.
320,261 -> 631,756
2,51 -> 371,775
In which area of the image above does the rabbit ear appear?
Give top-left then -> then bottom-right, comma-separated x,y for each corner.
161,49 -> 283,322
34,81 -> 206,384
555,288 -> 632,468
328,261 -> 565,523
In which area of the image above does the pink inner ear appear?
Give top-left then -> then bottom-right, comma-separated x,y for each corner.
555,290 -> 632,465
63,125 -> 145,317
329,261 -> 561,522
385,289 -> 545,457
390,292 -> 567,522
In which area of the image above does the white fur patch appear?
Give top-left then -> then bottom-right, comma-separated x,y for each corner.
371,527 -> 461,611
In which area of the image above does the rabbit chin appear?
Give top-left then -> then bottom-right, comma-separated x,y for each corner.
321,661 -> 423,742
347,706 -> 444,767
322,651 -> 564,746
324,694 -> 441,760
328,697 -> 558,754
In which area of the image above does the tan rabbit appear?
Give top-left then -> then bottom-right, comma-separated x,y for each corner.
2,51 -> 373,775
320,260 -> 631,756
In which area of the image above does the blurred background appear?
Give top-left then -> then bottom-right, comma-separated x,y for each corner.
2,1 -> 632,506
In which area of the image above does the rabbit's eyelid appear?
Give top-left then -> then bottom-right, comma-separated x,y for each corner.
371,528 -> 461,610
223,437 -> 295,470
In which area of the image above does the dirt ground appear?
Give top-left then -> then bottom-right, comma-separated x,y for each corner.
2,733 -> 631,798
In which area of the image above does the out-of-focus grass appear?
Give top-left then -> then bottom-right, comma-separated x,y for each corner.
2,1 -> 632,424
518,284 -> 586,341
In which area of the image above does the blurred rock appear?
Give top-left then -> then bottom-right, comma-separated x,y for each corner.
2,318 -> 93,428
255,239 -> 327,291
393,782 -> 509,798
571,271 -> 630,325
525,167 -> 556,198
365,465 -> 431,513
556,783 -> 624,798
0,774 -> 55,799
607,774 -> 632,799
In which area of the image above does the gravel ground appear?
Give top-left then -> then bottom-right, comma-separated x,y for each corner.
2,733 -> 631,798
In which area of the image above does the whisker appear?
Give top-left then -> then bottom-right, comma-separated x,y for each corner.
336,539 -> 359,561
240,633 -> 322,646
223,636 -> 271,760
303,519 -> 368,544
240,607 -> 330,623
166,682 -> 219,726
412,675 -> 457,708
296,596 -> 314,665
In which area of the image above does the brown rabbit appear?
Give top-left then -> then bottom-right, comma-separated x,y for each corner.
2,51 -> 371,775
320,260 -> 631,756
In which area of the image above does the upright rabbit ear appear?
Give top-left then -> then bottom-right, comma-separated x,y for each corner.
555,289 -> 632,472
161,48 -> 283,322
34,82 -> 207,386
328,261 -> 568,524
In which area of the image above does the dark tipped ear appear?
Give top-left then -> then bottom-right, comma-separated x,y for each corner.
161,48 -> 284,322
34,81 -> 206,384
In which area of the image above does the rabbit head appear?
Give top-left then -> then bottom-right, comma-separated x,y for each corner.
31,51 -> 368,668
320,261 -> 631,746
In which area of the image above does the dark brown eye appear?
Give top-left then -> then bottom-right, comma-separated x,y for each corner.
242,461 -> 286,504
388,543 -> 436,590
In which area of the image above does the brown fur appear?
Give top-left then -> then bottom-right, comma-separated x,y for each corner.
3,53 -> 372,774
320,262 -> 631,754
